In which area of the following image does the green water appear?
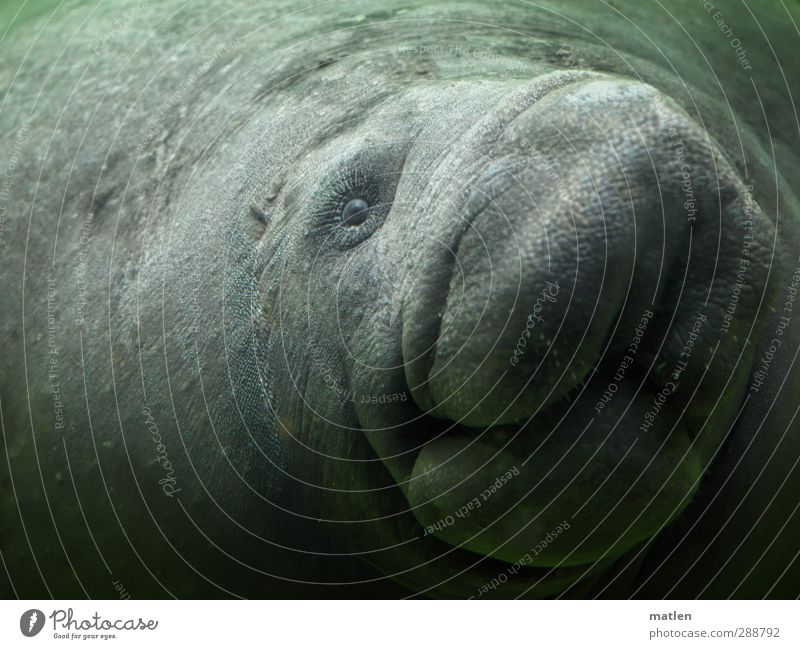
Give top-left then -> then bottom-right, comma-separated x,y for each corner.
2,0 -> 799,34
0,0 -> 79,35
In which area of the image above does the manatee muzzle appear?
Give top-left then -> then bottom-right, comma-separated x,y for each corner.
386,77 -> 766,567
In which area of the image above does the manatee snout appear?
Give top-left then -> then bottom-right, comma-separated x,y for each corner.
395,78 -> 768,565
406,78 -> 755,429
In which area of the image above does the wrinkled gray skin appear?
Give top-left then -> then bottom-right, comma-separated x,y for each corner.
1,0 -> 799,598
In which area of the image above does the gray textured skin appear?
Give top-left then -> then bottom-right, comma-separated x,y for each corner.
1,0 -> 799,598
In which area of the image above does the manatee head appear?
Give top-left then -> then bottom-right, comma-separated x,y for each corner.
125,0 -> 786,598
231,39 -> 774,595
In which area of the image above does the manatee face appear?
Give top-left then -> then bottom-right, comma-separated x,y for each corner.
254,66 -> 773,592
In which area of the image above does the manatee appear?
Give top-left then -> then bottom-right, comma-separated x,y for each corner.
1,0 -> 799,599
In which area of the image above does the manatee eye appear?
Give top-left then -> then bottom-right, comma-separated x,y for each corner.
341,198 -> 370,226
308,143 -> 408,249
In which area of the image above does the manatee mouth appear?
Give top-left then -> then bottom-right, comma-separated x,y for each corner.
400,375 -> 702,569
357,359 -> 705,597
360,75 -> 764,584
